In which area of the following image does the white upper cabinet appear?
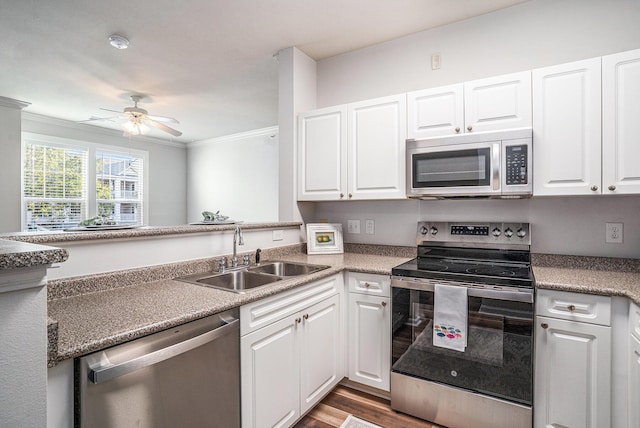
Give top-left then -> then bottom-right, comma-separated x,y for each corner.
533,58 -> 602,196
407,84 -> 464,138
602,48 -> 640,194
407,71 -> 531,140
347,95 -> 407,200
464,71 -> 532,133
297,106 -> 348,201
298,94 -> 406,201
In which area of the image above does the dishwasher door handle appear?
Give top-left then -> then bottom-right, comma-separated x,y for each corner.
88,317 -> 239,384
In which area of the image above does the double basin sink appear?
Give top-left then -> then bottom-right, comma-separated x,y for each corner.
175,261 -> 329,293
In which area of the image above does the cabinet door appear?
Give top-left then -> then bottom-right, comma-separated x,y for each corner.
532,58 -> 602,196
602,48 -> 640,195
241,314 -> 300,428
298,106 -> 348,201
630,334 -> 640,428
348,293 -> 390,391
299,294 -> 343,414
534,316 -> 611,428
347,94 -> 407,200
407,84 -> 463,139
464,71 -> 532,133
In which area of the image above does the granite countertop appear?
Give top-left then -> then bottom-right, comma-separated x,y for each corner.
532,253 -> 640,304
47,252 -> 411,365
1,221 -> 302,244
0,239 -> 68,270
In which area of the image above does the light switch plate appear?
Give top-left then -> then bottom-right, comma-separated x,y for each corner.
365,219 -> 375,235
272,229 -> 284,241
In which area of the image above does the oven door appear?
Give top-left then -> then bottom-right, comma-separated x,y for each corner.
391,277 -> 533,406
407,141 -> 500,197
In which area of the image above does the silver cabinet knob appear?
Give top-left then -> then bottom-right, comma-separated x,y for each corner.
590,185 -> 598,191
363,282 -> 371,288
339,193 -> 344,199
541,323 -> 549,329
608,185 -> 616,191
567,305 -> 576,312
381,301 -> 387,307
348,193 -> 353,199
455,127 -> 461,133
467,125 -> 473,131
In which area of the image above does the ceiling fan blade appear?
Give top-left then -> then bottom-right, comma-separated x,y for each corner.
147,114 -> 179,124
78,115 -> 120,123
145,118 -> 182,137
99,107 -> 125,114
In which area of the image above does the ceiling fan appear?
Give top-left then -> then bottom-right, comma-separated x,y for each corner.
81,95 -> 182,137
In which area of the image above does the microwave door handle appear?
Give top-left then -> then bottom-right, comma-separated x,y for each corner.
492,143 -> 500,191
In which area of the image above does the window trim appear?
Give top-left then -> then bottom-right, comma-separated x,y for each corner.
21,133 -> 149,230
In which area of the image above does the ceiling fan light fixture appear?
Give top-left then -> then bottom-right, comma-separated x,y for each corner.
108,34 -> 129,50
123,119 -> 147,136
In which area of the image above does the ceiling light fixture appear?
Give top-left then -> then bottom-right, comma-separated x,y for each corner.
108,34 -> 129,50
123,118 -> 148,136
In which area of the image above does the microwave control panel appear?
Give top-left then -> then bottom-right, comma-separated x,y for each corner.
505,145 -> 528,185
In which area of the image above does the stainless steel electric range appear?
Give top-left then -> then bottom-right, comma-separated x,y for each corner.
390,221 -> 534,428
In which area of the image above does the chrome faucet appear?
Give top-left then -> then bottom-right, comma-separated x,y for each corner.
231,226 -> 244,267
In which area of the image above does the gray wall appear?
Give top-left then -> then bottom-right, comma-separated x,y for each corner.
308,0 -> 640,258
0,102 -> 25,232
187,127 -> 279,223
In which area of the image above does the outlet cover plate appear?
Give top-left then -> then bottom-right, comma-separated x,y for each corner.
347,220 -> 361,234
605,223 -> 623,244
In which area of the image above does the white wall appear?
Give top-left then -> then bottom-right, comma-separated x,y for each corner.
0,99 -> 30,233
21,113 -> 188,227
187,127 -> 279,223
304,0 -> 640,259
316,0 -> 640,107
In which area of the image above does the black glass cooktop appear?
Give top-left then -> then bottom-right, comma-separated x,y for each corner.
392,246 -> 534,288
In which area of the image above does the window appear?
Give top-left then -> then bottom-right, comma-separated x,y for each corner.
22,135 -> 148,231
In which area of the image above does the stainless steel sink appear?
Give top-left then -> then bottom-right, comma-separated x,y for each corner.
176,270 -> 282,293
248,261 -> 329,277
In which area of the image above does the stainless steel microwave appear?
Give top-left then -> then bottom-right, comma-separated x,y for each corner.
407,128 -> 532,199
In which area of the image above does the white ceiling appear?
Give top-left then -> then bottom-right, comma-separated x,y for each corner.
0,0 -> 528,143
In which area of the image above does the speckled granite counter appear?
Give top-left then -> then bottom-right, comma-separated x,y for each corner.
532,253 -> 640,305
0,239 -> 68,269
47,251 -> 412,366
1,221 -> 302,244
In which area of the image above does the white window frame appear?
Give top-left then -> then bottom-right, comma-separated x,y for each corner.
21,133 -> 149,230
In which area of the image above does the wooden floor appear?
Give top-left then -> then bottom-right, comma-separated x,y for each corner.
294,385 -> 442,428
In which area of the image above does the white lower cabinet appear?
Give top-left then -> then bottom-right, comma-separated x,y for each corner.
534,290 -> 612,428
630,334 -> 640,428
347,272 -> 390,391
241,275 -> 343,428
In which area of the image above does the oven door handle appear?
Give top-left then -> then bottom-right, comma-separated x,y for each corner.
391,277 -> 533,303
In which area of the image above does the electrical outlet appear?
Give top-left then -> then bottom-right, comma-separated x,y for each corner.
605,223 -> 623,244
272,229 -> 284,241
365,219 -> 375,235
347,220 -> 361,234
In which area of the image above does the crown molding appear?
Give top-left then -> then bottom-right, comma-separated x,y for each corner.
188,125 -> 278,148
0,96 -> 31,110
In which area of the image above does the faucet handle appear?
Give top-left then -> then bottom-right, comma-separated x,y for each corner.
243,254 -> 250,266
218,257 -> 227,272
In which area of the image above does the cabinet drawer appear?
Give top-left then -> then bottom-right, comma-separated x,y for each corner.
348,272 -> 390,297
630,302 -> 640,341
240,274 -> 341,336
536,289 -> 611,326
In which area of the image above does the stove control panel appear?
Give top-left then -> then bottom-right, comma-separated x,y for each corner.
417,221 -> 530,247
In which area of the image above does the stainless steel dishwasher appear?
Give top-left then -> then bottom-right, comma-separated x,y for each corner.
77,308 -> 240,428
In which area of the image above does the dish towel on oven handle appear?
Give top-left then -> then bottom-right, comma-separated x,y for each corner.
433,283 -> 468,352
